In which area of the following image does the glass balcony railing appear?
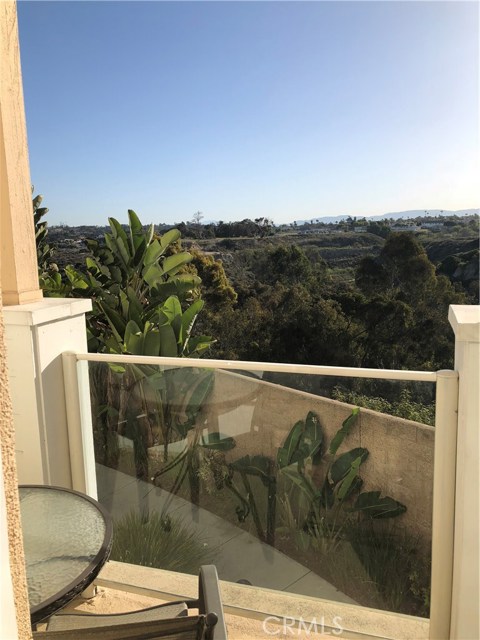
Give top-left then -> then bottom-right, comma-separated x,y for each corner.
70,354 -> 443,621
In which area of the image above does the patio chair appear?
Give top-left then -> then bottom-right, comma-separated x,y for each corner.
32,565 -> 227,640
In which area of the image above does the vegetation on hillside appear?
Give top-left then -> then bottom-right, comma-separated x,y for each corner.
35,199 -> 475,416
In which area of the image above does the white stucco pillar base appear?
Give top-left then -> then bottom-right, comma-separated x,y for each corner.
3,298 -> 92,487
448,305 -> 480,640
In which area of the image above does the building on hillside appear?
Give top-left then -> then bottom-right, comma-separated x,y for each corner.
421,222 -> 444,230
391,224 -> 418,232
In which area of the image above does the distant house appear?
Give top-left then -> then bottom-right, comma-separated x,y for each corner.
354,226 -> 367,233
421,222 -> 444,230
391,224 -> 418,232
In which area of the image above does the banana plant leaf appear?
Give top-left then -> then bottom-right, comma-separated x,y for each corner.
158,323 -> 179,357
277,411 -> 323,469
277,419 -> 304,469
124,320 -> 144,355
181,299 -> 204,338
98,302 -> 127,345
160,252 -> 193,277
128,210 -> 146,253
143,239 -> 164,268
142,325 -> 161,356
350,491 -> 407,519
108,218 -> 131,268
279,463 -> 318,501
183,335 -> 213,357
230,455 -> 274,481
160,229 -> 181,248
328,447 -> 369,485
329,407 -> 360,455
142,263 -> 165,289
304,411 -> 324,465
336,455 -> 362,501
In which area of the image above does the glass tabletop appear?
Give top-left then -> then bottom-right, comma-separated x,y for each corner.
19,485 -> 113,624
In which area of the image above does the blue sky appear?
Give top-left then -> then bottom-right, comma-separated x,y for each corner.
17,1 -> 479,226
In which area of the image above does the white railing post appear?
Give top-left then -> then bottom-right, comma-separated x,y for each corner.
430,369 -> 458,640
448,305 -> 480,640
62,352 -> 97,499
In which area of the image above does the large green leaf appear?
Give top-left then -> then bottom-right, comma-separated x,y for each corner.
108,218 -> 131,267
230,455 -> 273,480
124,320 -> 144,355
159,296 -> 182,325
151,277 -> 202,303
98,302 -> 127,345
119,290 -> 129,319
126,286 -> 143,326
350,491 -> 407,519
109,265 -> 123,283
280,463 -> 318,501
158,323 -> 178,357
304,411 -> 323,464
159,228 -> 181,248
143,240 -> 163,268
128,210 -> 144,253
161,252 -> 192,277
329,408 -> 360,455
336,456 -> 362,501
329,447 -> 369,485
183,335 -> 213,357
142,326 -> 161,356
181,299 -> 204,338
143,263 -> 165,289
64,266 -> 90,290
277,419 -> 304,469
103,234 -> 117,261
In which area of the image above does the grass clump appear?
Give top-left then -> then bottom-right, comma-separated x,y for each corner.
110,510 -> 214,574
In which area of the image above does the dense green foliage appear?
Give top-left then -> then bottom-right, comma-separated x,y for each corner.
199,232 -> 466,375
332,388 -> 436,426
41,210 -> 212,357
38,206 -> 474,416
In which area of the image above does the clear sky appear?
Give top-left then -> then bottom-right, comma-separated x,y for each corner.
17,1 -> 479,227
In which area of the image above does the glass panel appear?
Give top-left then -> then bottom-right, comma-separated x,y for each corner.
88,361 -> 434,617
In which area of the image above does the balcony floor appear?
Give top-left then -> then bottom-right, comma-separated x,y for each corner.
53,560 -> 430,640
96,463 -> 355,604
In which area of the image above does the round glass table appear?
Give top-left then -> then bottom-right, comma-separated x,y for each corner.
19,485 -> 113,624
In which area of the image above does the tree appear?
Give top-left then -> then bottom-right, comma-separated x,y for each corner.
356,233 -> 436,303
191,211 -> 204,225
254,217 -> 274,237
354,233 -> 465,369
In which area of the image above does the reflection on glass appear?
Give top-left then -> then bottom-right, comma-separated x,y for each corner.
89,362 -> 434,617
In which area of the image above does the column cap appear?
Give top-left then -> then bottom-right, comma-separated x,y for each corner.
2,298 -> 92,326
449,305 -> 480,343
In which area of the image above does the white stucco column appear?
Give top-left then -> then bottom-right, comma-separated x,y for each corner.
3,298 -> 92,488
448,305 -> 480,640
